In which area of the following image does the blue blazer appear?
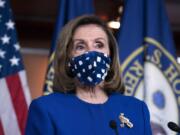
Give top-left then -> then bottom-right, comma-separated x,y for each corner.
25,92 -> 152,135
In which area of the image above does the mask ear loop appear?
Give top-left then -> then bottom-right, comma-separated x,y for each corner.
103,54 -> 112,81
66,59 -> 75,78
66,40 -> 74,77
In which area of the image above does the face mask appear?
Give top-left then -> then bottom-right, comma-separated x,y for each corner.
68,51 -> 111,86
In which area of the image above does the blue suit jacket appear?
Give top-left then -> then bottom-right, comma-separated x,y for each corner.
25,92 -> 152,135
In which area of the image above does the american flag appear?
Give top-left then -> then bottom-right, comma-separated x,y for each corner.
0,0 -> 31,135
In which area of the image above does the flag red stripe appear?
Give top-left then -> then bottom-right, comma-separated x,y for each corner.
0,120 -> 4,135
6,73 -> 28,135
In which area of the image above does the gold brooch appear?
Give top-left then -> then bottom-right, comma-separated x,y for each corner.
119,113 -> 133,128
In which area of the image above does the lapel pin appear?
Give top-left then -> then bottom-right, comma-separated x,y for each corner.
119,113 -> 133,128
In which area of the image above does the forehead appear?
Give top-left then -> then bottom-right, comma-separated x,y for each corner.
73,24 -> 107,39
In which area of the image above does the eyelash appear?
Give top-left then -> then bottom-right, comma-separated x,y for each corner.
73,41 -> 105,51
95,42 -> 104,48
74,43 -> 85,50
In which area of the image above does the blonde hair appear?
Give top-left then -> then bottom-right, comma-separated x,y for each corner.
53,15 -> 124,94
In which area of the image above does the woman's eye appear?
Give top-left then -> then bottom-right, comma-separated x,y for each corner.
74,44 -> 85,50
95,42 -> 104,48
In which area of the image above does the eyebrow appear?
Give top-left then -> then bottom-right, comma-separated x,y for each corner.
73,39 -> 84,42
94,37 -> 107,42
73,37 -> 107,42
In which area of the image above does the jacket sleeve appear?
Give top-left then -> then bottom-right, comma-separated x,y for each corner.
142,102 -> 152,135
25,99 -> 54,135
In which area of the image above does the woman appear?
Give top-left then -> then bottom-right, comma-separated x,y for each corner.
25,15 -> 152,135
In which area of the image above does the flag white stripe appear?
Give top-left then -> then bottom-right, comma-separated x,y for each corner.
0,79 -> 21,135
19,71 -> 31,107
